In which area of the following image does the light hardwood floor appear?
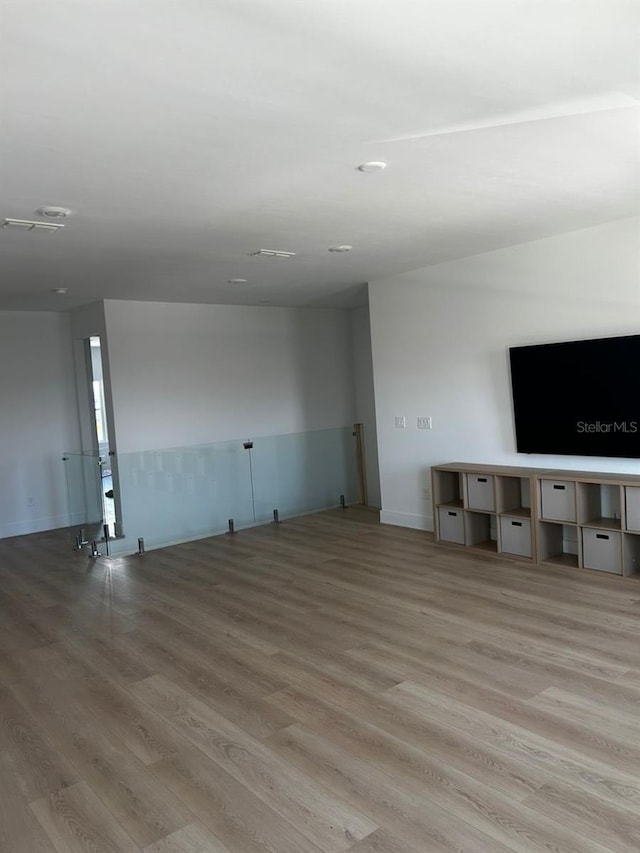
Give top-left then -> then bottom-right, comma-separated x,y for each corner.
1,508 -> 640,853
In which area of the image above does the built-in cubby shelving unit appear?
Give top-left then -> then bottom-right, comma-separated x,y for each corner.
433,464 -> 539,562
432,463 -> 640,577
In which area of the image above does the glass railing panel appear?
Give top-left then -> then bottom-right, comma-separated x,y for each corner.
251,426 -> 359,523
110,440 -> 254,554
62,451 -> 103,529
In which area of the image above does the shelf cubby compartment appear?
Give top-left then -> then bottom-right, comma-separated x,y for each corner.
466,473 -> 495,512
625,486 -> 640,531
622,533 -> 640,576
433,469 -> 463,509
496,476 -> 531,517
464,511 -> 498,552
539,479 -> 576,523
499,516 -> 532,559
581,527 -> 622,575
577,482 -> 622,530
538,521 -> 579,568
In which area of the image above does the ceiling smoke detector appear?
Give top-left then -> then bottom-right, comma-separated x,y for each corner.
228,278 -> 248,284
357,161 -> 387,173
37,206 -> 71,219
250,249 -> 296,259
328,245 -> 353,253
52,288 -> 68,295
2,217 -> 65,232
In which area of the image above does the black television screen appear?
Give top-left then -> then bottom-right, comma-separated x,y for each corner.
509,334 -> 640,458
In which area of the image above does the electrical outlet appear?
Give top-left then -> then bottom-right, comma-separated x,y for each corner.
26,496 -> 35,507
395,416 -> 406,429
417,417 -> 433,430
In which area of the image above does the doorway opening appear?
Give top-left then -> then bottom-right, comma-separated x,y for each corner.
88,336 -> 116,537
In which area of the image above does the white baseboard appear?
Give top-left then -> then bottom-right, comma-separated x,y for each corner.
380,510 -> 433,531
0,513 -> 71,539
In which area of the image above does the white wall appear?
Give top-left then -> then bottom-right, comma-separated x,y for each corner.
0,311 -> 80,537
369,217 -> 640,530
350,305 -> 381,507
103,300 -> 356,452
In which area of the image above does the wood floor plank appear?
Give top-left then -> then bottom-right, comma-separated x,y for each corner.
421,586 -> 640,667
614,666 -> 640,687
349,636 -> 552,699
267,723 -> 537,853
345,828 -> 426,853
527,685 -> 640,746
119,580 -> 284,657
130,673 -> 377,852
346,644 -> 640,779
0,683 -> 79,801
10,672 -> 193,848
30,781 -> 140,853
386,681 -> 640,815
143,822 -> 233,853
127,608 -> 288,695
523,780 -> 640,853
122,626 -> 294,739
266,682 -> 550,802
464,636 -> 632,685
21,642 -> 186,765
0,750 -> 58,853
279,721 -> 624,853
64,630 -> 157,685
152,747 -> 329,853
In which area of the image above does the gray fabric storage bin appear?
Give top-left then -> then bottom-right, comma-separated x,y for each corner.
438,507 -> 465,544
625,486 -> 640,530
499,516 -> 532,558
541,479 -> 576,522
466,474 -> 495,512
582,528 -> 622,574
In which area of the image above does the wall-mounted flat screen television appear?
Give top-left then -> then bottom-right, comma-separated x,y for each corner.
509,334 -> 640,458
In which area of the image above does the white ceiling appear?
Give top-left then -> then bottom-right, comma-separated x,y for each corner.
0,0 -> 638,311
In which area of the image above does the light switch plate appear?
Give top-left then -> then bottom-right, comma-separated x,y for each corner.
395,416 -> 406,429
417,417 -> 432,429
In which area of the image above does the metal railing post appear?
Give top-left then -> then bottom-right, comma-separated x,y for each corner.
75,527 -> 89,550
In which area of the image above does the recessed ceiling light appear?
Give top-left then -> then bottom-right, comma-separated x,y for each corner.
37,206 -> 71,218
250,249 -> 296,259
357,161 -> 387,173
52,288 -> 68,295
228,278 -> 248,284
328,245 -> 353,253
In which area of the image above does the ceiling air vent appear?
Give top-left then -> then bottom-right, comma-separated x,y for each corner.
250,249 -> 296,259
2,218 -> 65,233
